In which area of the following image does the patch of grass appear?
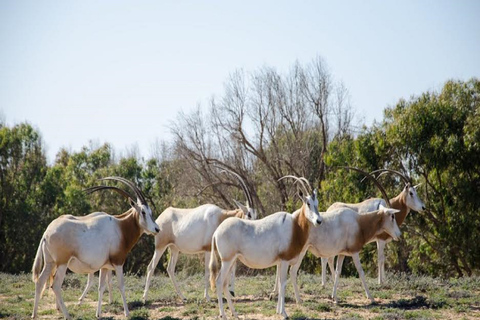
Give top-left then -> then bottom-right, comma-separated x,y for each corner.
1,272 -> 479,319
129,308 -> 150,320
404,309 -> 435,319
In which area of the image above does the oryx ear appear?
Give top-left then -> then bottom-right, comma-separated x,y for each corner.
379,204 -> 400,214
233,199 -> 248,214
413,183 -> 422,189
312,188 -> 318,200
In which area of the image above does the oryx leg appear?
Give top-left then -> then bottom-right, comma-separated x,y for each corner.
216,259 -> 237,319
32,263 -> 55,319
143,245 -> 167,302
106,270 -> 113,304
276,261 -> 289,318
204,251 -> 211,301
51,264 -> 70,320
377,240 -> 386,284
114,265 -> 129,317
328,256 -> 335,278
78,272 -> 95,305
269,264 -> 280,299
331,254 -> 345,304
352,252 -> 374,303
166,247 -> 187,301
95,269 -> 108,318
228,261 -> 236,297
321,257 -> 328,286
290,249 -> 307,304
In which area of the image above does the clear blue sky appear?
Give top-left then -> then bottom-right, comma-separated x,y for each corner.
1,1 -> 479,162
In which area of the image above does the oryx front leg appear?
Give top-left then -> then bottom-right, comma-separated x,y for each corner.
96,269 -> 108,318
114,265 -> 129,317
167,247 -> 187,302
204,251 -> 211,302
352,253 -> 374,303
228,261 -> 236,297
269,264 -> 280,300
290,249 -> 307,304
143,246 -> 167,303
377,240 -> 386,285
276,262 -> 289,319
106,270 -> 113,304
332,255 -> 345,304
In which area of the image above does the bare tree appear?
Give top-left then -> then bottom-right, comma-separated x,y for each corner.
170,56 -> 358,214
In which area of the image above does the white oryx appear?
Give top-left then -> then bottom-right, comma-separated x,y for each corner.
32,177 -> 159,319
209,176 -> 322,319
143,167 -> 257,302
286,204 -> 402,304
42,211 -> 131,305
324,168 -> 426,284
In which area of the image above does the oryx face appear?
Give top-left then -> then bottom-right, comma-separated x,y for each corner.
135,201 -> 160,235
405,184 -> 426,212
233,199 -> 257,220
303,189 -> 322,226
378,205 -> 401,240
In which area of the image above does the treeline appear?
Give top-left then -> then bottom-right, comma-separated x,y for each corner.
1,59 -> 479,278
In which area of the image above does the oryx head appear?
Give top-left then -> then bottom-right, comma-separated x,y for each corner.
85,176 -> 160,235
279,176 -> 322,226
378,204 -> 401,241
404,183 -> 426,212
369,168 -> 426,212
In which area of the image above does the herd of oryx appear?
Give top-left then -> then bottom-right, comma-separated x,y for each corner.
31,167 -> 425,319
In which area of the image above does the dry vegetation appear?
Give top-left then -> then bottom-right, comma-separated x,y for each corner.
1,270 -> 479,320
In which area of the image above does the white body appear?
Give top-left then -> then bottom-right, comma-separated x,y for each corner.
210,194 -> 322,319
283,205 -> 401,304
324,184 -> 425,284
143,203 -> 254,302
43,212 -> 124,305
32,205 -> 159,320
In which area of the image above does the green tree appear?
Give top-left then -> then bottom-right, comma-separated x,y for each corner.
0,123 -> 48,272
384,79 -> 480,276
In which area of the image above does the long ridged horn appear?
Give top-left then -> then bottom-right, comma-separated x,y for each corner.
369,169 -> 411,185
100,176 -> 147,204
338,166 -> 391,207
279,175 -> 311,197
215,165 -> 254,209
83,185 -> 135,203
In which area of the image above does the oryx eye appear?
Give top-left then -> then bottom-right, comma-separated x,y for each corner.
409,192 -> 413,196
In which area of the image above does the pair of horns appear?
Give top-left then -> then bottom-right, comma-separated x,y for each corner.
215,165 -> 254,209
84,176 -> 148,206
278,175 -> 313,198
368,168 -> 412,186
338,167 -> 391,208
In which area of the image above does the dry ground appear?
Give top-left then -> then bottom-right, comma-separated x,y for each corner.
1,272 -> 479,319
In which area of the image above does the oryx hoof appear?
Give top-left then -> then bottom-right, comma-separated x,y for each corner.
229,290 -> 235,297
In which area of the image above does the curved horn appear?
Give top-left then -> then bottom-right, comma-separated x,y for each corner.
338,166 -> 391,207
369,169 -> 411,185
278,175 -> 310,197
84,185 -> 135,203
100,176 -> 147,204
298,177 -> 313,193
216,166 -> 253,208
